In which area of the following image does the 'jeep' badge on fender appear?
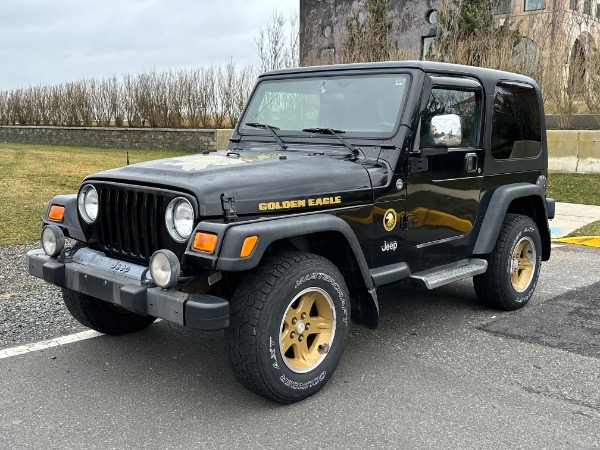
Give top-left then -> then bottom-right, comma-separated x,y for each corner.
383,208 -> 397,231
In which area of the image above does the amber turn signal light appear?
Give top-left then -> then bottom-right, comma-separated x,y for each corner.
240,236 -> 258,258
48,205 -> 65,221
193,232 -> 218,253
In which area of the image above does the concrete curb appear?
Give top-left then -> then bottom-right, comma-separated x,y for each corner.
553,236 -> 600,248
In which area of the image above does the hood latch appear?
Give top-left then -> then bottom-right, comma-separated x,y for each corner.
221,192 -> 237,222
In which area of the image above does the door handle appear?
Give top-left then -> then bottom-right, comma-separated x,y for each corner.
465,153 -> 478,174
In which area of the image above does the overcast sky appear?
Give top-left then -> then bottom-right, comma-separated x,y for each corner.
0,0 -> 298,90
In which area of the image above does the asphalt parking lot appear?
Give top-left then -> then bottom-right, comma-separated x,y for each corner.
0,242 -> 598,449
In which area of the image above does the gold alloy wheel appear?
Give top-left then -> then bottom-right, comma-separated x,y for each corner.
510,236 -> 536,293
279,287 -> 336,373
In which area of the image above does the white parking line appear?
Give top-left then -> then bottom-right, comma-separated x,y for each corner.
0,330 -> 103,359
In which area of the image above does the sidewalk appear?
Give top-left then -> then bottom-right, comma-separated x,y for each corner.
550,202 -> 600,247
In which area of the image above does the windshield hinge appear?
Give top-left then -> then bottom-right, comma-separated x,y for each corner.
221,192 -> 237,222
407,156 -> 428,174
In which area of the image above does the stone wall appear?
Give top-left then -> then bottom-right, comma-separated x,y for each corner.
0,126 -> 234,152
547,130 -> 600,173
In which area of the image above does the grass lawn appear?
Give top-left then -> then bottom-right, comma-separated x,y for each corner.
0,143 -> 188,246
566,220 -> 600,237
547,173 -> 600,206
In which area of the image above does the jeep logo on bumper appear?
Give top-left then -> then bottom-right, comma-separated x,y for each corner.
110,261 -> 131,273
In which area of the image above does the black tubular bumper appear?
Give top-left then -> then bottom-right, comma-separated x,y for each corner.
26,249 -> 229,331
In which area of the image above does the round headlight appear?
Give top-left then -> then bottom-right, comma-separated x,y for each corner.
166,198 -> 194,242
78,185 -> 98,223
149,250 -> 181,289
41,225 -> 65,257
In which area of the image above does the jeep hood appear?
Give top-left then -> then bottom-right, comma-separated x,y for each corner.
85,150 -> 388,217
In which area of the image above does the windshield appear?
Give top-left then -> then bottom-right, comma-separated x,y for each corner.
239,74 -> 409,135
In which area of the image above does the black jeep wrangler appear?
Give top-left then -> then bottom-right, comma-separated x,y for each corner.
27,61 -> 555,403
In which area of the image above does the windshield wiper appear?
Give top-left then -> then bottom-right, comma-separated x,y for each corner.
245,122 -> 287,150
302,127 -> 360,158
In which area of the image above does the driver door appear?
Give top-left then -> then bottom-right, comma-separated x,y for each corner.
405,77 -> 484,252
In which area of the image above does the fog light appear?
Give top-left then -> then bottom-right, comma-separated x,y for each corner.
41,225 -> 65,257
149,250 -> 181,289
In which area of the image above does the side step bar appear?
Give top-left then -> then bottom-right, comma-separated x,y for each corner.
409,258 -> 488,290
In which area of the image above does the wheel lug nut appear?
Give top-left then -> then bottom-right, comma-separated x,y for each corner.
298,335 -> 304,342
305,324 -> 310,330
290,332 -> 296,338
292,318 -> 297,325
301,313 -> 306,320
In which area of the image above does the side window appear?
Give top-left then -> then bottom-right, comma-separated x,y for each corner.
419,88 -> 479,149
491,82 -> 541,159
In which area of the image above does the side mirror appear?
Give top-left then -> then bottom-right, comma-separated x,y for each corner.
430,114 -> 462,147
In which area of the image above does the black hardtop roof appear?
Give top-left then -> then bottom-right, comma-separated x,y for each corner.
260,60 -> 538,87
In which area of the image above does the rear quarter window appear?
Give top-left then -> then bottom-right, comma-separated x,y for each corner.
491,82 -> 542,159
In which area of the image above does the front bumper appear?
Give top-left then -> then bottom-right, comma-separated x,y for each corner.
27,248 -> 229,331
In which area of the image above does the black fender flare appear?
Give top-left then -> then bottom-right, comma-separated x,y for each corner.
216,213 -> 375,291
471,183 -> 550,257
43,194 -> 86,241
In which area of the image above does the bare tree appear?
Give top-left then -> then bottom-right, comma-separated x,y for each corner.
256,11 -> 299,72
233,65 -> 257,126
0,60 -> 263,129
198,66 -> 216,127
218,62 -> 237,127
585,46 -> 600,128
181,69 -> 200,128
0,90 -> 8,125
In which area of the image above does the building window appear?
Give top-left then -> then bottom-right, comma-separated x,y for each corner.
422,36 -> 436,59
583,0 -> 592,14
426,10 -> 438,25
597,0 -> 600,18
570,0 -> 579,9
496,0 -> 511,14
524,0 -> 546,10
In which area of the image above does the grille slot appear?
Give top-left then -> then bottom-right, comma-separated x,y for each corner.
97,186 -> 167,261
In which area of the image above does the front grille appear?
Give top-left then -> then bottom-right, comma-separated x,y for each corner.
91,183 -> 191,263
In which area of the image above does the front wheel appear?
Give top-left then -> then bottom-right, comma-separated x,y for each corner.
474,213 -> 542,310
62,289 -> 156,335
226,252 -> 350,403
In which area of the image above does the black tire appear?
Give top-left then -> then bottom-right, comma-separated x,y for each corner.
474,213 -> 542,310
62,288 -> 156,335
226,252 -> 350,404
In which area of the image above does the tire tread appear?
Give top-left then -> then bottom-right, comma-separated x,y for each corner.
474,213 -> 540,310
226,252 -> 343,403
62,288 -> 155,335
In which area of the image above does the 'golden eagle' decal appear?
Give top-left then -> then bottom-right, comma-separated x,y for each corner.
383,208 -> 397,232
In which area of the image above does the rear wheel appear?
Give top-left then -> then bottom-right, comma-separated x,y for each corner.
474,214 -> 542,310
62,289 -> 156,335
226,252 -> 350,403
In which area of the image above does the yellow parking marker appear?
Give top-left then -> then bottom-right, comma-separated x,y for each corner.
553,236 -> 600,248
